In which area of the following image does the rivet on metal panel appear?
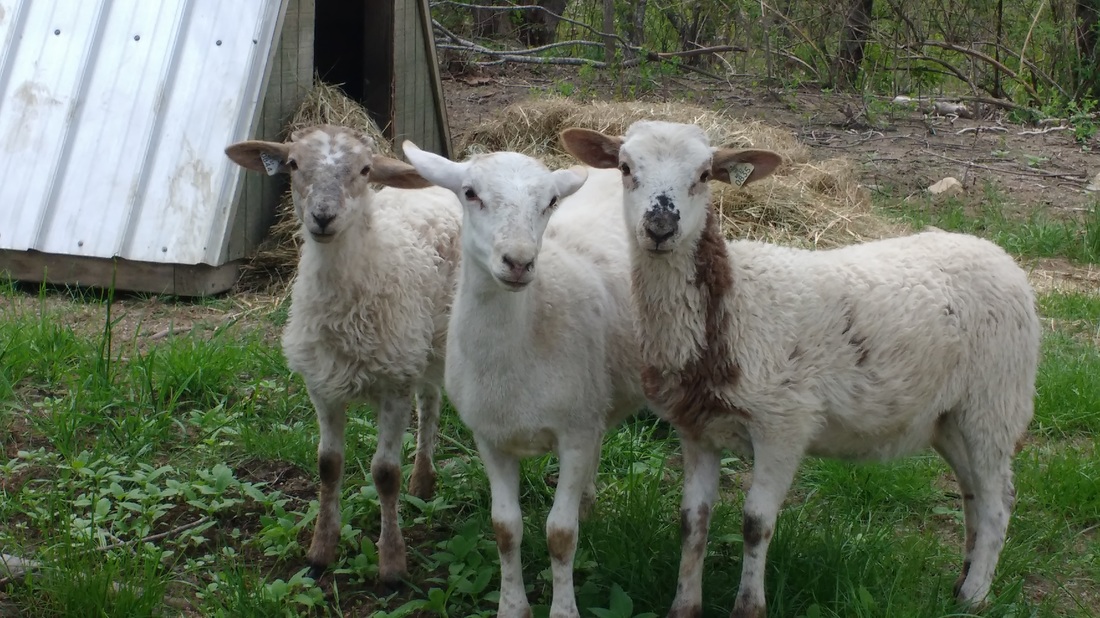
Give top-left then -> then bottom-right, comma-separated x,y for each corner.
215,40 -> 222,46
161,247 -> 168,253
77,240 -> 83,247
134,35 -> 140,41
54,29 -> 60,35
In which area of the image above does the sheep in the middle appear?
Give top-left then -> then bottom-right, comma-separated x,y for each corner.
402,140 -> 648,618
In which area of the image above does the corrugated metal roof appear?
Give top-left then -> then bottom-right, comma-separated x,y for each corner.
0,0 -> 287,266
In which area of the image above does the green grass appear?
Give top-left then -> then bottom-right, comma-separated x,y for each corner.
878,185 -> 1100,264
2,280 -> 1098,617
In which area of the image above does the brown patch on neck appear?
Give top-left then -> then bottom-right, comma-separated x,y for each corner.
641,208 -> 747,437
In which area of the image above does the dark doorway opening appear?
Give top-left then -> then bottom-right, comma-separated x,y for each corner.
312,0 -> 394,136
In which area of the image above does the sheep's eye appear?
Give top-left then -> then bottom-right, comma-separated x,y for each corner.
287,159 -> 299,171
360,165 -> 371,176
546,196 -> 558,211
619,162 -> 631,176
464,188 -> 478,201
699,170 -> 711,183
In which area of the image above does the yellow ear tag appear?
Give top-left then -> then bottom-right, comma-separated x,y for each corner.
727,162 -> 755,187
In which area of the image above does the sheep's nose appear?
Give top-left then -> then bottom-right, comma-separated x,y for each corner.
644,210 -> 679,244
312,213 -> 336,230
502,254 -> 535,279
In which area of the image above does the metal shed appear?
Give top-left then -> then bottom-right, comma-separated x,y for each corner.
0,0 -> 450,296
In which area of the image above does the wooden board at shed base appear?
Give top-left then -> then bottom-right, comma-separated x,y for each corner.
0,250 -> 241,298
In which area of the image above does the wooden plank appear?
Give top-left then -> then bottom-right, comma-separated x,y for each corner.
0,250 -> 241,297
363,0 -> 396,140
416,0 -> 452,158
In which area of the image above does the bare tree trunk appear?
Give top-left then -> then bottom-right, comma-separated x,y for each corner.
603,0 -> 616,63
471,0 -> 514,40
626,0 -> 649,47
835,0 -> 875,89
1077,0 -> 1100,97
518,0 -> 569,47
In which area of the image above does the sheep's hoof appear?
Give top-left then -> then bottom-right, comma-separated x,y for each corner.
665,606 -> 702,618
378,568 -> 408,591
407,468 -> 437,500
306,562 -> 326,582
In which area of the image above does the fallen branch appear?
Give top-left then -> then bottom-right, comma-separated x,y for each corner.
956,126 -> 1008,135
0,553 -> 40,584
1017,125 -> 1070,135
97,516 -> 212,553
922,150 -> 1087,183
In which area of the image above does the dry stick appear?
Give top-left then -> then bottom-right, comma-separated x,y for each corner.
898,53 -> 978,94
97,516 -> 212,553
917,40 -> 1042,105
1018,126 -> 1071,135
922,150 -> 1087,182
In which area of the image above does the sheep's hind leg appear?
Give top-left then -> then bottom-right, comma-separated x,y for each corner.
305,391 -> 348,580
408,385 -> 441,500
374,393 -> 414,585
667,437 -> 721,618
478,439 -> 531,618
579,439 -> 602,521
731,442 -> 803,618
932,414 -> 980,600
953,425 -> 1017,608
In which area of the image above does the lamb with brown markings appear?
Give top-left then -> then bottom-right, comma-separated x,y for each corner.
225,125 -> 462,585
561,120 -> 1039,618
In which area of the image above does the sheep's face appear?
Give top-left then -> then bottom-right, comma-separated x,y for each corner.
225,125 -> 430,244
560,121 -> 782,254
403,142 -> 587,292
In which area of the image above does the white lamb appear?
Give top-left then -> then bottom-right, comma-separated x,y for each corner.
225,125 -> 462,584
401,141 -> 648,618
561,121 -> 1039,618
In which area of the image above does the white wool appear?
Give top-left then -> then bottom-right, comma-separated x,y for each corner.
225,124 -> 462,584
402,144 -> 646,618
282,186 -> 461,400
560,119 -> 1040,617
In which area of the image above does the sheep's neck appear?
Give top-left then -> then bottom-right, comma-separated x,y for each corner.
634,207 -> 747,436
455,257 -> 535,338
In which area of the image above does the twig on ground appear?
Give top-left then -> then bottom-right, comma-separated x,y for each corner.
97,516 -> 212,553
922,150 -> 1087,183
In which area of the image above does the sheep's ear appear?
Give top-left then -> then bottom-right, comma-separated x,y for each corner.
559,128 -> 622,169
552,165 -> 588,198
710,148 -> 782,187
402,140 -> 466,193
369,155 -> 433,189
225,140 -> 292,176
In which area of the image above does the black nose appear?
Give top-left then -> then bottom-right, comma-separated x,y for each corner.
644,210 -> 679,244
312,213 -> 336,230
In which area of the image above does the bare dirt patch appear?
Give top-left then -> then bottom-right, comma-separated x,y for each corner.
442,65 -> 1099,220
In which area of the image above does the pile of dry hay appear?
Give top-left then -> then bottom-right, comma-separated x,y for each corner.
241,89 -> 899,291
236,80 -> 391,291
459,96 -> 899,249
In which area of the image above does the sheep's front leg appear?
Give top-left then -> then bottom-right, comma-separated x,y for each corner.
547,437 -> 601,618
477,439 -> 529,618
374,393 -> 413,585
667,437 -> 720,618
408,385 -> 441,500
306,391 -> 348,579
731,443 -> 802,618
